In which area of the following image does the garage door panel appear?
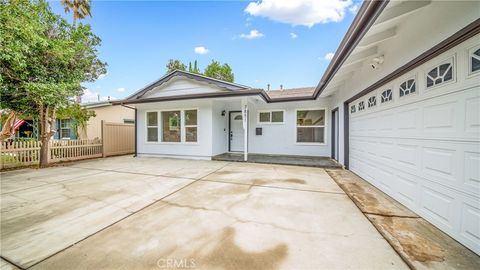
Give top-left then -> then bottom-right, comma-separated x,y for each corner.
461,201 -> 480,246
464,151 -> 480,189
465,95 -> 480,133
395,108 -> 420,131
420,183 -> 457,230
395,172 -> 420,209
422,146 -> 457,181
423,101 -> 457,131
396,143 -> 420,170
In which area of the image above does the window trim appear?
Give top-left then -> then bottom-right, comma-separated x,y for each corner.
257,109 -> 285,124
467,44 -> 480,77
294,108 -> 327,145
145,108 -> 199,144
424,55 -> 456,90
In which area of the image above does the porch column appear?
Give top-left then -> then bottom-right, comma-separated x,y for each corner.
241,100 -> 248,161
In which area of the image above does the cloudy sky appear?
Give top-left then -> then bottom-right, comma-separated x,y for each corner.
49,0 -> 361,103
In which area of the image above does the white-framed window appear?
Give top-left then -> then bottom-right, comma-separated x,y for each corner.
146,111 -> 158,142
380,89 -> 393,103
258,110 -> 284,124
399,77 -> 416,97
426,57 -> 454,88
184,109 -> 198,142
469,45 -> 480,74
296,109 -> 325,144
60,119 -> 72,139
146,109 -> 198,143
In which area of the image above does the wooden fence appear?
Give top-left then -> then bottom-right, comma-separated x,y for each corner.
102,121 -> 135,157
0,121 -> 134,170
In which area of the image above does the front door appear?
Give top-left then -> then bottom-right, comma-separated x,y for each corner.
229,111 -> 244,152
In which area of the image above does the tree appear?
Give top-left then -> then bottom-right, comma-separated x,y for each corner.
0,0 -> 106,167
60,0 -> 91,27
204,60 -> 234,82
188,60 -> 201,74
166,59 -> 186,73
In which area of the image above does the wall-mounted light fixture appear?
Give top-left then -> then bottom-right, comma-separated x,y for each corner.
221,110 -> 226,116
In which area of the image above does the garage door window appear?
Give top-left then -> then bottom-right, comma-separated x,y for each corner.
470,47 -> 480,74
296,109 -> 325,144
358,101 -> 365,111
368,96 -> 377,108
399,78 -> 416,97
427,60 -> 453,88
350,105 -> 356,114
381,89 -> 393,103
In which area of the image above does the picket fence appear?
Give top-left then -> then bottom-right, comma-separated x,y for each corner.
0,139 -> 103,169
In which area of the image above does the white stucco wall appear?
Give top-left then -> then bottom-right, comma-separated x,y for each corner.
247,99 -> 331,157
327,0 -> 480,165
136,99 -> 213,159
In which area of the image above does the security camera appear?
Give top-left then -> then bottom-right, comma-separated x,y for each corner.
370,55 -> 384,70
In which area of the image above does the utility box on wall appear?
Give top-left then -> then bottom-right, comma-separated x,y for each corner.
256,127 -> 262,135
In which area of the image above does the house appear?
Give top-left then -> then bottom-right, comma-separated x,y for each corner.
79,101 -> 135,140
116,0 -> 480,255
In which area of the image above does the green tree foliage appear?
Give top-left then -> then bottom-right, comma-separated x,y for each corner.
188,60 -> 201,74
60,0 -> 91,27
0,0 -> 106,166
166,59 -> 186,73
204,60 -> 234,82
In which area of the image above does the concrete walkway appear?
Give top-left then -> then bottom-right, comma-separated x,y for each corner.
1,156 -> 406,269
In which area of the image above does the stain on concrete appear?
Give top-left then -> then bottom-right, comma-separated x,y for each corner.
283,179 -> 306,184
380,216 -> 445,263
200,227 -> 288,270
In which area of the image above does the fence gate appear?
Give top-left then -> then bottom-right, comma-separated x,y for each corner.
101,121 -> 135,157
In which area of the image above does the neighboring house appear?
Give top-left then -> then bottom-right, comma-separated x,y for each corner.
78,101 -> 135,140
116,0 -> 480,255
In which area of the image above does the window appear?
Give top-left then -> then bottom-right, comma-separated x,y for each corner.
358,101 -> 365,111
146,112 -> 158,142
381,89 -> 393,103
368,96 -> 377,108
399,78 -> 416,97
162,111 -> 181,142
427,60 -> 453,88
350,105 -> 356,114
258,110 -> 284,124
296,109 -> 325,144
471,47 -> 480,73
184,110 -> 198,142
60,119 -> 71,139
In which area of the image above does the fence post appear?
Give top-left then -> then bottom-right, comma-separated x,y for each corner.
101,120 -> 106,158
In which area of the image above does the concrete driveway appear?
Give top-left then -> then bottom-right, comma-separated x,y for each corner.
0,156 -> 407,269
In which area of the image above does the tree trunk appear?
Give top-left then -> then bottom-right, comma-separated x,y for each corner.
39,105 -> 55,168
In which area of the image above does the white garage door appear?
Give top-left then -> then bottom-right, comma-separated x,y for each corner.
348,47 -> 480,255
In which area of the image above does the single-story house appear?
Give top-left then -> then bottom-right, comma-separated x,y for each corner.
79,101 -> 135,140
115,0 -> 480,255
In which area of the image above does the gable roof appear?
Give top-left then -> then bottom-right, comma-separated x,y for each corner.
126,70 -> 252,100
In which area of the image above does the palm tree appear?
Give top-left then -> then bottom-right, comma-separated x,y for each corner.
60,0 -> 92,27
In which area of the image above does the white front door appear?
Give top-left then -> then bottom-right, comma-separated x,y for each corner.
229,112 -> 244,152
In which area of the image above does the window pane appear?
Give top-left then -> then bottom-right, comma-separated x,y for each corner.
60,119 -> 70,129
296,127 -> 324,143
259,112 -> 270,122
147,112 -> 158,126
162,111 -> 181,142
271,111 -> 284,122
61,129 -> 70,139
185,110 -> 197,126
147,127 -> 158,142
185,127 -> 197,142
296,110 -> 324,126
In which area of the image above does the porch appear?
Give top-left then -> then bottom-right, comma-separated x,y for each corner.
212,152 -> 342,168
